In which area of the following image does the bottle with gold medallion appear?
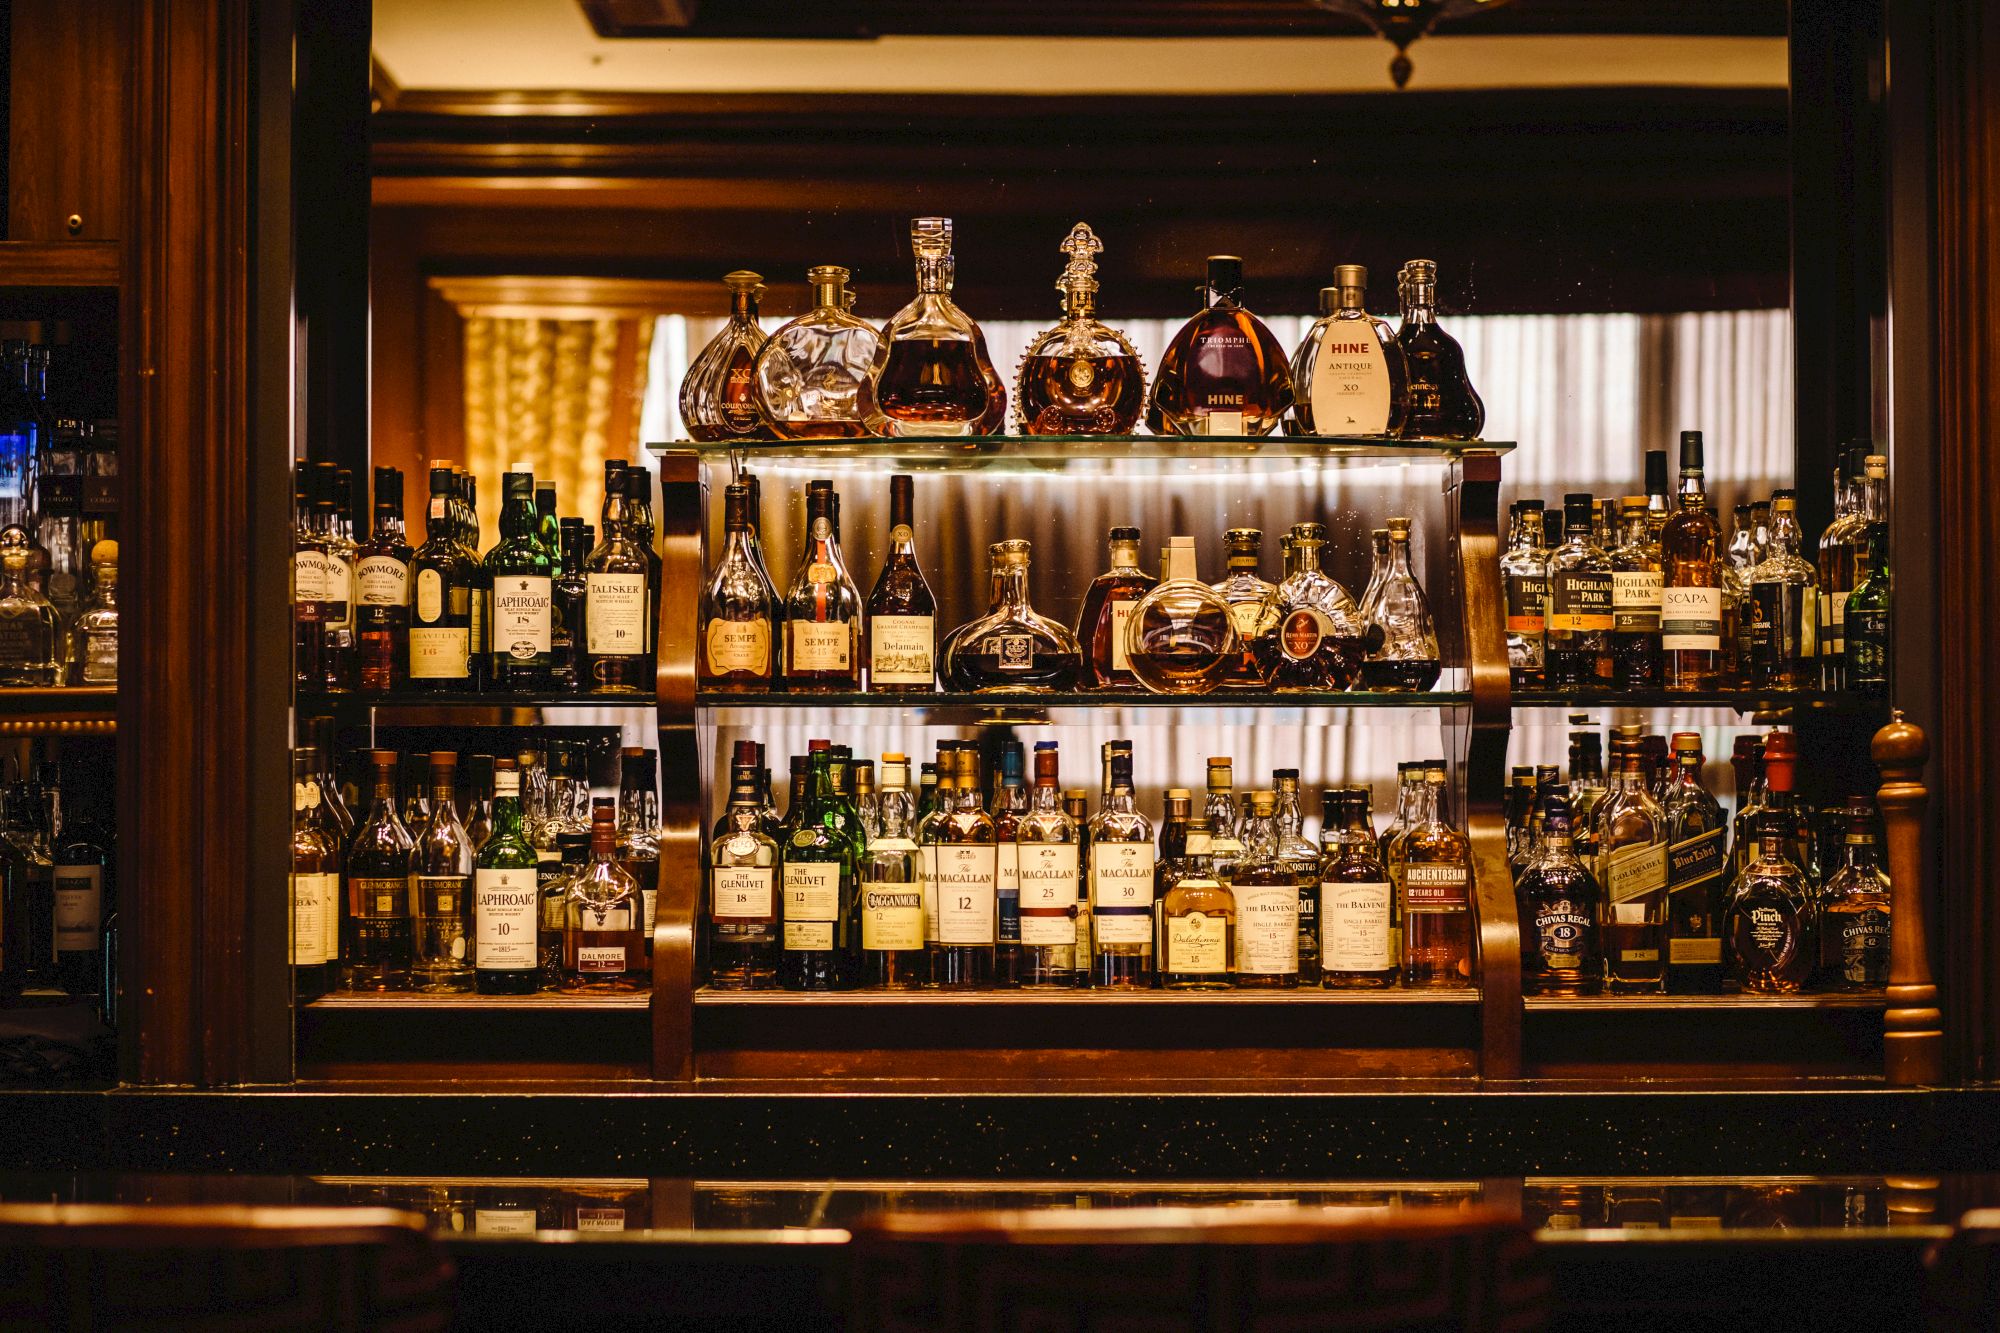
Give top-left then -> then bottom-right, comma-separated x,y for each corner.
680,271 -> 771,442
1013,222 -> 1146,436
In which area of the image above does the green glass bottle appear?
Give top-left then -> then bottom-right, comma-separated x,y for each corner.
485,469 -> 556,692
778,748 -> 857,990
474,757 -> 542,994
1843,520 -> 1890,698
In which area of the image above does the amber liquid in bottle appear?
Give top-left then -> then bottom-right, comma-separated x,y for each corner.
876,339 -> 991,427
1075,528 -> 1156,690
1019,354 -> 1147,434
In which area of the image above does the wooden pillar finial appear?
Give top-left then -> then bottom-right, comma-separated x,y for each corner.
1873,711 -> 1944,1085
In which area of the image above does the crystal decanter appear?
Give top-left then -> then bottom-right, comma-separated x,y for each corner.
1359,516 -> 1441,691
751,266 -> 884,440
680,270 -> 771,443
941,539 -> 1082,692
1287,264 -> 1408,437
1124,537 -> 1239,696
1249,523 -> 1365,690
1146,256 -> 1293,437
867,218 -> 1001,438
1395,259 -> 1484,440
1013,223 -> 1147,436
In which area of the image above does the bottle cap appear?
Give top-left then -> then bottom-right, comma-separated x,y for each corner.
723,269 -> 765,294
90,538 -> 118,567
1249,790 -> 1277,816
1678,430 -> 1705,471
1204,255 -> 1244,294
1644,449 -> 1669,496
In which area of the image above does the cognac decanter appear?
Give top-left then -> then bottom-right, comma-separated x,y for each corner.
942,539 -> 1082,692
1146,256 -> 1293,437
1124,537 -> 1239,696
1014,223 -> 1147,436
1288,264 -> 1409,437
1359,516 -> 1441,691
868,218 -> 1001,437
680,271 -> 771,442
1249,523 -> 1365,690
1395,259 -> 1484,440
751,266 -> 883,440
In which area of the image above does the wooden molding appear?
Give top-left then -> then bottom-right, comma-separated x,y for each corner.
427,273 -> 720,319
0,241 -> 121,288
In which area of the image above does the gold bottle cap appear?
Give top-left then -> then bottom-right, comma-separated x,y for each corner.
90,539 -> 118,566
723,269 -> 765,293
1622,495 -> 1648,510
1387,516 -> 1412,537
1865,454 -> 1887,476
989,538 -> 1032,568
1249,790 -> 1277,816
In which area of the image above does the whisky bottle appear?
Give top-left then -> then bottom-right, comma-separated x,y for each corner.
1075,526 -> 1156,690
1014,222 -> 1147,436
485,469 -> 556,692
1832,452 -> 1888,688
783,480 -> 863,692
1287,264 -> 1409,437
1726,736 -> 1817,994
930,748 -> 998,989
313,462 -> 358,691
1727,503 -> 1757,581
857,753 -> 924,989
1546,493 -> 1614,691
942,539 -> 1082,691
752,266 -> 884,440
616,747 -> 660,951
699,483 -> 777,692
472,759 -> 540,995
289,748 -> 340,1002
1815,446 -> 1859,684
709,750 -> 779,990
535,484 -> 560,565
51,760 -> 111,999
66,538 -> 116,686
1660,431 -> 1725,691
1228,791 -> 1299,989
1272,771 -> 1324,983
342,749 -> 414,992
583,475 -> 652,695
869,218 -> 999,437
1015,742 -> 1079,988
1250,522 -> 1365,691
1747,492 -> 1820,690
1203,757 -> 1244,880
1505,767 -> 1537,880
1517,796 -> 1603,997
1644,448 -> 1672,542
853,758 -> 880,841
406,750 -> 472,996
1360,516 -> 1441,691
1065,786 -> 1094,985
1088,741 -> 1155,988
865,474 -> 937,692
1125,537 -> 1239,696
620,467 -> 664,666
990,740 -> 1028,987
355,467 -> 413,692
1609,496 -> 1663,689
1661,733 -> 1728,994
1816,796 -> 1891,990
1147,255 -> 1294,437
1844,517 -> 1890,697
1161,819 -> 1234,991
1393,260 -> 1484,440
292,475 -> 327,687
1399,764 -> 1476,987
1379,761 -> 1420,868
0,531 -> 58,685
1318,787 -> 1395,989
1502,502 -> 1549,688
1212,529 -> 1276,689
680,270 -> 772,442
408,464 -> 474,691
1153,789 -> 1192,968
779,748 -> 856,990
550,518 -> 589,693
561,798 -> 647,993
1596,738 -> 1669,995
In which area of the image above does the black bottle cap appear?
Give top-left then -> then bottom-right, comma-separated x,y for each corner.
1562,493 -> 1595,531
374,466 -> 403,509
624,466 -> 652,505
1204,255 -> 1244,295
1678,430 -> 1704,470
1644,449 -> 1668,496
1109,525 -> 1140,543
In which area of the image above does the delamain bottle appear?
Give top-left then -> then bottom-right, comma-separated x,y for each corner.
865,474 -> 937,692
1287,264 -> 1409,437
1147,255 -> 1293,437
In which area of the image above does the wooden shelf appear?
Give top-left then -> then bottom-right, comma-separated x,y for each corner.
695,987 -> 1479,1006
1524,993 -> 1887,1012
0,686 -> 118,734
309,992 -> 650,1011
0,241 -> 120,288
296,689 -> 653,712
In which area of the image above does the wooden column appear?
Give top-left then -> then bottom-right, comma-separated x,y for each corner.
652,449 -> 702,1082
1875,713 -> 1943,1085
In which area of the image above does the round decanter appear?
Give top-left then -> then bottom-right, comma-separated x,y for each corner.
1014,223 -> 1147,436
751,266 -> 884,440
867,218 -> 1000,438
1123,537 -> 1240,696
680,270 -> 771,442
1250,523 -> 1365,691
941,539 -> 1082,692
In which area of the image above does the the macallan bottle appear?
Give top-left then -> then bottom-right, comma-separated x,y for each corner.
1147,256 -> 1294,437
1288,264 -> 1409,437
699,482 -> 777,691
1015,741 -> 1079,988
1394,260 -> 1484,440
869,217 -> 1000,437
680,270 -> 771,442
1014,222 -> 1147,436
1087,741 -> 1155,988
1660,430 -> 1725,691
929,748 -> 998,989
782,480 -> 862,692
865,474 -> 936,692
1075,527 -> 1156,691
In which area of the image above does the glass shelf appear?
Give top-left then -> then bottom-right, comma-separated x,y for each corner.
0,686 -> 116,714
1511,688 -> 1889,715
653,434 -> 1512,473
699,688 -> 1470,725
694,987 -> 1479,1006
1523,992 -> 1885,1012
296,690 -> 655,711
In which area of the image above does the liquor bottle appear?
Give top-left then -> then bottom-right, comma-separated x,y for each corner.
1815,446 -> 1860,685
35,472 -> 83,643
620,465 -> 665,675
0,342 -> 39,535
779,748 -> 855,990
355,467 -> 413,692
0,530 -> 58,686
709,750 -> 779,990
1075,527 -> 1156,691
1845,516 -> 1890,697
1726,736 -> 1818,995
1203,758 -> 1244,880
753,267 -> 885,438
289,747 -> 340,1002
1379,762 -> 1419,867
1763,731 -> 1823,882
1505,766 -> 1537,879
484,469 -> 556,692
551,518 -> 590,693
562,798 -> 648,993
407,750 -> 474,994
1359,516 -> 1441,690
942,539 -> 1082,691
1517,796 -> 1603,997
1088,741 -> 1155,988
1394,260 -> 1484,440
1660,431 -> 1725,691
1728,736 -> 1767,883
473,758 -> 540,995
990,740 -> 1028,986
1153,789 -> 1192,967
699,482 -> 777,691
868,218 -> 1000,437
853,759 -> 880,841
616,748 -> 661,950
1125,537 -> 1239,696
341,749 -> 414,992
1013,222 -> 1146,436
1596,738 -> 1669,994
1252,522 -> 1365,691
1747,492 -> 1820,690
1502,501 -> 1549,689
408,464 -> 475,691
1357,527 -> 1390,627
783,480 -> 863,692
1272,771 -> 1324,983
1146,255 -> 1294,437
1608,496 -> 1663,689
1644,448 -> 1672,542
1319,787 -> 1395,988
1546,493 -> 1613,691
865,474 -> 937,692
680,270 -> 771,442
1727,503 -> 1757,579
927,748 -> 998,988
534,485 -> 560,566
853,753 -> 922,989
1211,529 -> 1276,689
1399,763 -> 1475,987
1160,819 -> 1234,990
67,539 -> 118,685
1661,733 -> 1728,994
778,753 -> 812,845
1065,786 -> 1094,985
313,463 -> 357,691
1816,795 -> 1891,990
52,762 -> 112,997
1015,742 -> 1079,988
1288,264 -> 1409,437
292,473 -> 327,687
583,470 -> 652,695
1228,791 -> 1299,989
828,745 -> 867,866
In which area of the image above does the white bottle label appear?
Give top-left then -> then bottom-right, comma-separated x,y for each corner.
1109,600 -> 1137,672
1660,584 -> 1723,651
492,575 -> 553,658
474,1210 -> 537,1235
415,567 -> 443,622
356,555 -> 411,607
293,550 -> 327,603
934,844 -> 998,945
790,620 -> 852,673
1089,842 -> 1156,944
869,614 -> 935,685
322,864 -> 340,964
862,882 -> 925,951
577,942 -> 629,973
1166,910 -> 1229,973
53,866 -> 103,952
586,572 -> 648,655
1308,325 -> 1394,434
324,552 -> 354,608
474,867 -> 538,970
1205,410 -> 1246,436
1611,570 -> 1663,631
1232,881 -> 1299,976
290,872 -> 335,965
1321,880 -> 1393,972
1017,842 -> 1079,946
711,865 -> 774,919
409,627 -> 470,678
782,861 -> 841,922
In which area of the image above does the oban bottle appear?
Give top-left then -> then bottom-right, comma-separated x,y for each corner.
752,266 -> 884,440
869,217 -> 1001,437
699,482 -> 777,691
1013,222 -> 1146,435
1394,260 -> 1484,440
680,270 -> 771,442
865,474 -> 937,691
1288,264 -> 1409,437
1147,256 -> 1293,437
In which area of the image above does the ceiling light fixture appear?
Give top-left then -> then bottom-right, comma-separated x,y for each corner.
1309,0 -> 1516,89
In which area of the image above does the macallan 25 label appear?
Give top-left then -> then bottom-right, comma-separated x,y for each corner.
868,614 -> 934,685
1016,843 -> 1079,946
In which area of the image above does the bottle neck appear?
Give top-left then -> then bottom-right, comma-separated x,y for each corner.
1289,541 -> 1324,578
1768,510 -> 1801,555
732,289 -> 759,324
1386,533 -> 1415,578
1109,541 -> 1139,571
1402,281 -> 1436,325
914,251 -> 951,296
992,562 -> 1030,612
1679,468 -> 1708,509
1842,828 -> 1880,870
491,790 -> 523,836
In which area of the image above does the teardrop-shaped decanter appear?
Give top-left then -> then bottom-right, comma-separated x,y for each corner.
680,271 -> 772,442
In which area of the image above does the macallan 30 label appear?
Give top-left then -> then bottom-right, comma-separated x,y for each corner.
1089,842 -> 1155,943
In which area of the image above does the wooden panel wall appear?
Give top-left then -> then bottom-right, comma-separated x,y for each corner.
7,0 -> 132,241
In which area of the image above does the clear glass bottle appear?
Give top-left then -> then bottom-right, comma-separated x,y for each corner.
990,740 -> 1028,987
1517,795 -> 1603,997
929,748 -> 998,989
1074,526 -> 1156,691
1203,758 -> 1244,881
1546,493 -> 1614,691
35,473 -> 83,652
1015,741 -> 1079,988
783,479 -> 863,692
699,482 -> 777,691
616,747 -> 660,951
484,468 -> 557,692
561,798 -> 648,993
1726,503 -> 1757,580
1816,795 -> 1891,990
583,474 -> 653,695
1212,529 -> 1275,690
1661,431 -> 1726,691
341,749 -> 414,993
69,539 -> 118,685
1661,732 -> 1728,994
313,462 -> 357,691
1319,786 -> 1396,988
0,530 -> 59,685
752,266 -> 884,440
1844,517 -> 1891,697
1272,772 -> 1324,984
1609,496 -> 1663,689
1394,260 -> 1484,440
1596,739 -> 1669,995
408,463 -> 475,692
868,218 -> 1000,437
942,539 -> 1082,692
1087,741 -> 1155,988
680,270 -> 772,442
1356,527 -> 1390,627
858,753 -> 925,989
1013,222 -> 1147,436
288,748 -> 339,1002
1502,502 -> 1549,689
1249,522 -> 1365,691
409,749 -> 474,994
865,473 -> 937,692
1747,491 -> 1821,690
1726,733 -> 1817,995
853,759 -> 880,843
1226,791 -> 1298,989
1161,819 -> 1234,990
1359,516 -> 1441,691
1124,536 -> 1239,696
1398,763 -> 1476,988
1287,264 -> 1409,437
709,750 -> 779,990
1146,255 -> 1293,437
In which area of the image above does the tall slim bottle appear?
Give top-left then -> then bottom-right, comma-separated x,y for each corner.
1016,742 -> 1079,988
410,749 -> 475,994
1399,764 -> 1476,987
617,747 -> 661,950
583,476 -> 652,694
486,468 -> 557,692
473,758 -> 541,994
699,482 -> 777,691
709,750 -> 779,990
1087,741 -> 1155,987
858,754 -> 925,989
290,747 -> 340,1002
779,748 -> 856,990
783,480 -> 863,692
356,467 -> 414,692
930,747 -> 998,988
1597,739 -> 1669,995
342,749 -> 414,992
1662,732 -> 1728,994
409,464 -> 475,692
865,474 -> 937,692
1660,431 -> 1725,691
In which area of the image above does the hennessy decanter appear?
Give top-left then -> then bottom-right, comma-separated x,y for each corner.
1014,222 -> 1147,436
752,266 -> 884,440
1250,523 -> 1365,691
1288,264 -> 1408,437
680,270 -> 771,443
868,218 -> 1001,437
942,539 -> 1082,692
1359,516 -> 1441,691
1147,256 -> 1294,437
1395,260 -> 1485,440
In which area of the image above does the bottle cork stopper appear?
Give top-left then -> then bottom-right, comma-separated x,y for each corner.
90,539 -> 117,566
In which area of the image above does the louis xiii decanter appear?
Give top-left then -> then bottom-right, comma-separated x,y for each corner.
751,266 -> 884,440
680,270 -> 771,442
1014,223 -> 1147,436
868,218 -> 1003,437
